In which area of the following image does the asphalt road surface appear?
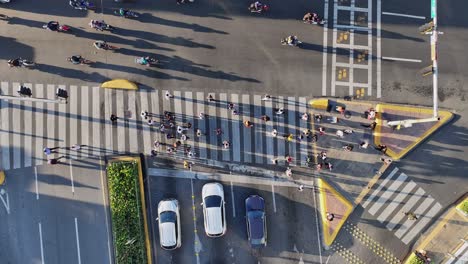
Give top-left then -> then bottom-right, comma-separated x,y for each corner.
146,167 -> 325,264
0,158 -> 112,264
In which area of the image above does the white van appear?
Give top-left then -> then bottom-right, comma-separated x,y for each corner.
156,199 -> 181,250
201,183 -> 226,237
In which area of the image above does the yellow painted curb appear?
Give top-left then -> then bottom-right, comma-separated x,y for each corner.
101,79 -> 138,90
0,170 -> 5,185
108,156 -> 152,264
374,104 -> 453,160
318,178 -> 354,246
309,99 -> 329,110
403,252 -> 422,264
455,197 -> 468,218
354,164 -> 387,205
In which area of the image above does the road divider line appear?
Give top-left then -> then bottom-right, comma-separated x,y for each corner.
99,157 -> 113,264
382,56 -> 422,63
377,0 -> 382,98
230,181 -> 236,218
271,185 -> 277,213
74,218 -> 82,264
312,183 -> 323,263
382,12 -> 426,20
322,0 -> 329,96
35,166 -> 39,200
69,159 -> 75,193
39,222 -> 45,264
191,178 -> 202,264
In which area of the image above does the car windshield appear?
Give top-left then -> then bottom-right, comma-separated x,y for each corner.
204,195 -> 222,208
159,211 -> 177,223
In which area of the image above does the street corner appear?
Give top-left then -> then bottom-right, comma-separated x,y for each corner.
317,178 -> 354,247
404,195 -> 468,264
374,103 -> 454,160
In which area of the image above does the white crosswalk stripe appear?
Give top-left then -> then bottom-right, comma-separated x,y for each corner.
362,167 -> 443,244
0,82 -> 312,171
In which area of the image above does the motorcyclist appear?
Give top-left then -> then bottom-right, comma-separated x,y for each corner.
90,20 -> 105,30
47,21 -> 59,31
18,85 -> 32,97
94,40 -> 108,49
249,1 -> 262,12
8,58 -> 21,67
119,8 -> 128,17
303,12 -> 313,23
70,55 -> 83,64
286,35 -> 297,45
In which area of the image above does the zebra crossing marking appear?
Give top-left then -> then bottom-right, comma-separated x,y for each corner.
231,93 -> 241,162
363,168 -> 443,245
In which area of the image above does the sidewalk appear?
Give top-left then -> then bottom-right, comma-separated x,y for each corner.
308,97 -> 454,247
404,196 -> 468,264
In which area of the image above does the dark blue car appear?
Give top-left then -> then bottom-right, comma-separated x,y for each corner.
245,195 -> 267,247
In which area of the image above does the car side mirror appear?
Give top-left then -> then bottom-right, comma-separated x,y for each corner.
155,218 -> 159,221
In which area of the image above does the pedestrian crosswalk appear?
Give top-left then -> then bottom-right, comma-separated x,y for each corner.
0,81 -> 314,170
361,167 -> 443,245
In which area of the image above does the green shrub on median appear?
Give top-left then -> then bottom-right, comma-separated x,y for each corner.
108,161 -> 147,264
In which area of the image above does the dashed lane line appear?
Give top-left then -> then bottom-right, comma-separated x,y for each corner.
382,12 -> 426,20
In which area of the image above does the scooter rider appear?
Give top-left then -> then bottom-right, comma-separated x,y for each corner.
119,8 -> 128,17
70,55 -> 83,64
286,35 -> 297,45
94,40 -> 108,49
8,58 -> 21,67
46,21 -> 59,31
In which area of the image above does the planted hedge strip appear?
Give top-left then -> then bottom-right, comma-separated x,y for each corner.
108,160 -> 148,264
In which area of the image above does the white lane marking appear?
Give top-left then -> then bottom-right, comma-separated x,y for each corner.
39,222 -> 45,264
0,189 -> 10,214
271,185 -> 277,213
74,218 -> 82,264
312,184 -> 323,263
382,57 -> 422,63
322,0 -> 329,96
35,167 -> 39,200
337,5 -> 369,12
335,62 -> 370,69
99,157 -> 113,264
382,12 -> 426,20
334,25 -> 371,31
377,0 -> 382,98
191,178 -> 202,264
362,167 -> 399,208
230,181 -> 236,217
325,255 -> 331,264
69,159 -> 75,193
331,0 -> 338,96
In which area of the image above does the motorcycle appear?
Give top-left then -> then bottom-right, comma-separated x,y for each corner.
114,9 -> 139,18
0,14 -> 9,20
303,15 -> 325,25
89,20 -> 115,31
67,56 -> 93,65
69,0 -> 95,10
93,41 -> 119,50
281,36 -> 302,46
135,57 -> 158,66
43,22 -> 71,32
248,3 -> 269,13
8,58 -> 35,67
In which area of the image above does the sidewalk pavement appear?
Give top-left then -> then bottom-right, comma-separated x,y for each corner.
375,104 -> 453,160
403,196 -> 468,264
308,98 -> 454,247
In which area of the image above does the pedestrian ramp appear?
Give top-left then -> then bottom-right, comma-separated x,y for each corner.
361,167 -> 443,244
0,81 -> 314,170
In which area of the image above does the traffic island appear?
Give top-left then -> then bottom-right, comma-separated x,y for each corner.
317,178 -> 353,246
107,156 -> 152,264
375,104 -> 453,160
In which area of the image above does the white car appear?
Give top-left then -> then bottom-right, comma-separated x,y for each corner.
201,182 -> 226,237
0,0 -> 11,3
156,199 -> 181,250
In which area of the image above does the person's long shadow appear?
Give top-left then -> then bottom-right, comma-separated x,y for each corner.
156,54 -> 261,83
34,63 -> 109,82
116,27 -> 216,49
138,13 -> 229,35
90,61 -> 190,81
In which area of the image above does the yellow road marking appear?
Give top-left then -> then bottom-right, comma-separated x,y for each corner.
417,207 -> 458,249
354,164 -> 387,205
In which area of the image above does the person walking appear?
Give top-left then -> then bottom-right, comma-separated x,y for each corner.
165,91 -> 174,100
141,111 -> 149,119
404,211 -> 418,220
271,129 -> 278,137
196,129 -> 203,137
222,140 -> 230,149
47,156 -> 64,165
244,120 -> 253,128
207,94 -> 215,102
110,114 -> 118,123
285,155 -> 293,164
260,115 -> 270,122
326,212 -> 335,221
147,119 -> 154,126
71,144 -> 81,151
285,167 -> 292,178
43,147 -> 60,156
298,185 -> 304,192
275,108 -> 284,115
318,127 -> 325,135
261,94 -> 272,101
